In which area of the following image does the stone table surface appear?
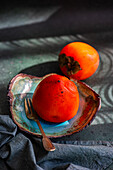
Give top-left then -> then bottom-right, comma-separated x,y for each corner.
1,32 -> 113,143
0,5 -> 113,143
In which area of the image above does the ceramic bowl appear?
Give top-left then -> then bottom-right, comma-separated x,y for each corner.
8,73 -> 101,138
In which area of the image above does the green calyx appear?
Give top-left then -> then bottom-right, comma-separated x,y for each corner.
59,53 -> 82,75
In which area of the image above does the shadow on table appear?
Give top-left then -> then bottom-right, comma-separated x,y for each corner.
0,86 -> 10,115
51,122 -> 113,142
0,3 -> 113,41
19,61 -> 63,77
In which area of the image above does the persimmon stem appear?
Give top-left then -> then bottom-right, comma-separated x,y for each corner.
59,53 -> 82,75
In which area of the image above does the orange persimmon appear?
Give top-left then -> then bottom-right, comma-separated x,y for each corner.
32,74 -> 79,123
59,42 -> 99,80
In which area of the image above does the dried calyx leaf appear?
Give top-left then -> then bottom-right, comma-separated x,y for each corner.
59,53 -> 82,75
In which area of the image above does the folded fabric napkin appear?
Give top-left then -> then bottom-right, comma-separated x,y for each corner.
0,115 -> 113,170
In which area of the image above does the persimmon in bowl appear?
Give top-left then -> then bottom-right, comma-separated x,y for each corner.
32,74 -> 79,123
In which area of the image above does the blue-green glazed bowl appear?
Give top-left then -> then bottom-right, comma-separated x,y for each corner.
8,73 -> 101,138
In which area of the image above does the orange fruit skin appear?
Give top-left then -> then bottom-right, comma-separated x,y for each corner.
32,74 -> 79,123
59,42 -> 100,80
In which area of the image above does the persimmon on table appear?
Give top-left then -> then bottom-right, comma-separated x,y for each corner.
59,42 -> 99,80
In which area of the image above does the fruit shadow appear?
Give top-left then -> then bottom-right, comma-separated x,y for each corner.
19,61 -> 63,77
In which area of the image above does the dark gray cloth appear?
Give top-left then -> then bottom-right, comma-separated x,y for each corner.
0,115 -> 113,170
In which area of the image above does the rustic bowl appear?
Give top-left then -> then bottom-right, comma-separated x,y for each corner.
8,73 -> 101,138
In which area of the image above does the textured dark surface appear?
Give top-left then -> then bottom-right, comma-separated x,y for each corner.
0,3 -> 113,169
1,32 -> 113,142
0,2 -> 113,41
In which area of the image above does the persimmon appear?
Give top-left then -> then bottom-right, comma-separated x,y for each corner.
32,74 -> 79,123
58,42 -> 99,80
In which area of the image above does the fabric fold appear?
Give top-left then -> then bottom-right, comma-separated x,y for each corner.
0,115 -> 113,170
0,115 -> 17,148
